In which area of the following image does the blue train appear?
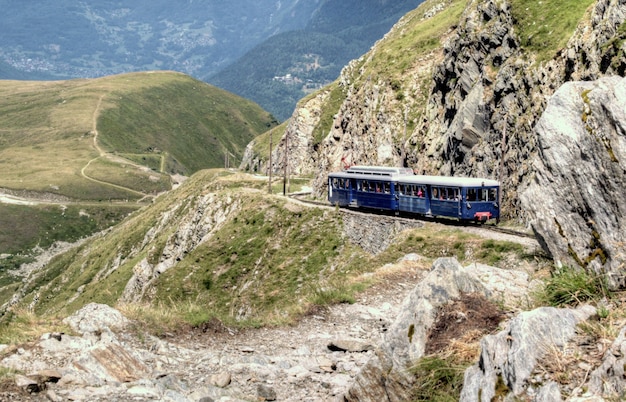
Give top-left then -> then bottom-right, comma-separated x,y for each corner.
328,166 -> 500,223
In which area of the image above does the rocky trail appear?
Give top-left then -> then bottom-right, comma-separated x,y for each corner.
0,257 -> 425,402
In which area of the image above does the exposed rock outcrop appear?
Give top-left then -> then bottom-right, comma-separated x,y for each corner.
344,258 -> 489,401
521,76 -> 626,288
121,192 -> 241,302
460,305 -> 597,401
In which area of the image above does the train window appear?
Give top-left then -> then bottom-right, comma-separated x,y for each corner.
384,182 -> 390,194
450,188 -> 460,200
467,188 -> 478,201
432,188 -> 439,199
399,184 -> 405,195
332,178 -> 339,188
489,188 -> 497,201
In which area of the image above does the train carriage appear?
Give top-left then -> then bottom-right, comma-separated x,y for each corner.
328,166 -> 500,223
328,166 -> 412,209
327,171 -> 355,207
397,175 -> 500,222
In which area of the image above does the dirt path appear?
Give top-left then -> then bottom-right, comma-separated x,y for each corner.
79,95 -> 152,199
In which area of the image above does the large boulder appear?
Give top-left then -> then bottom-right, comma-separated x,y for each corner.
460,305 -> 596,401
343,258 -> 488,401
521,76 -> 626,288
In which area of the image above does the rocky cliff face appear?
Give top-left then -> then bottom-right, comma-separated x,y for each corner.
252,0 -> 626,284
521,76 -> 626,288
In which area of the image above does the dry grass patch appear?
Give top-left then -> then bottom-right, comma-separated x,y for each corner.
0,309 -> 71,346
411,293 -> 505,401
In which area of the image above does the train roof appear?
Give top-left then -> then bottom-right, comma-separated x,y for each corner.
328,170 -> 499,187
399,175 -> 499,187
345,165 -> 414,176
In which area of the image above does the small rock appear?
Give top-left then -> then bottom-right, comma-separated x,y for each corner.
327,339 -> 375,352
46,389 -> 62,402
210,372 -> 231,388
286,365 -> 309,378
126,385 -> 161,398
36,369 -> 63,383
257,384 -> 277,401
15,374 -> 40,393
318,356 -> 336,372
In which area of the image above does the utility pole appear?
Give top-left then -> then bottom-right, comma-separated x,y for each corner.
400,104 -> 408,167
283,132 -> 289,196
499,117 -> 507,215
268,129 -> 273,194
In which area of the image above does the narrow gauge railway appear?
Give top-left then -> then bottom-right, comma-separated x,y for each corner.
288,192 -> 536,241
287,165 -> 535,241
328,165 -> 501,223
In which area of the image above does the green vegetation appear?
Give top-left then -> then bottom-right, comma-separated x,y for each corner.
0,309 -> 70,345
477,239 -> 526,266
311,83 -> 348,146
0,203 -> 136,255
0,367 -> 19,389
82,158 -> 171,195
510,0 -> 595,62
410,356 -> 468,402
97,74 -> 276,175
0,167 -> 537,334
244,121 -> 289,172
351,0 -> 467,90
534,265 -> 611,307
151,196 -> 348,326
374,228 -> 532,268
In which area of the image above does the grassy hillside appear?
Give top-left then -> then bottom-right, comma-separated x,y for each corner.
96,73 -> 278,174
1,169 -> 537,330
510,0 -> 595,62
0,71 -> 276,255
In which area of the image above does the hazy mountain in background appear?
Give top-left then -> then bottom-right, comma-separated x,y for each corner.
0,0 -> 421,120
0,0 -> 320,80
209,0 -> 422,120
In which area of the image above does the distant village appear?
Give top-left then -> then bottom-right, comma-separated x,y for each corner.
272,54 -> 329,93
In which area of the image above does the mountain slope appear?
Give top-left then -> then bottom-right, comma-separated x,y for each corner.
0,71 -> 276,256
